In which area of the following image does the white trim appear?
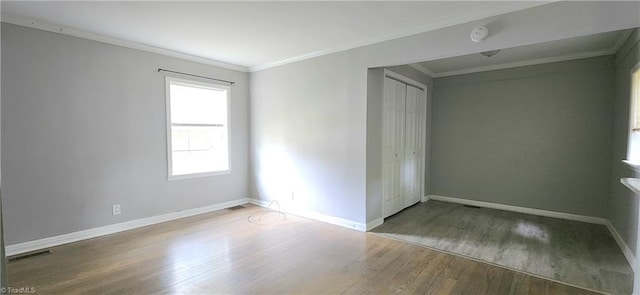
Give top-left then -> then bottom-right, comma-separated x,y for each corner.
613,29 -> 634,54
428,195 -> 607,225
248,198 -> 270,207
621,178 -> 640,197
366,218 -> 384,231
622,159 -> 640,171
5,198 -> 250,256
248,1 -> 550,72
627,61 -> 640,162
421,195 -> 430,202
432,49 -> 615,78
384,69 -> 428,91
167,170 -> 232,181
0,14 -> 249,73
248,198 -> 367,232
408,63 -> 434,77
605,220 -> 638,272
164,76 -> 232,180
616,29 -> 640,66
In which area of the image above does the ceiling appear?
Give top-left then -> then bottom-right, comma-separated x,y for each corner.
413,29 -> 632,77
0,1 -> 549,72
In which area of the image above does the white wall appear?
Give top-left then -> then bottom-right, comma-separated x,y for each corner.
251,51 -> 367,223
251,1 -> 640,225
1,23 -> 251,245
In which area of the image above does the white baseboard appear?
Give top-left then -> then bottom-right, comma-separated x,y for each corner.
421,195 -> 430,202
248,198 -> 269,207
428,195 -> 607,225
248,198 -> 367,232
366,218 -> 384,231
428,194 -> 637,271
6,198 -> 250,256
606,220 -> 638,272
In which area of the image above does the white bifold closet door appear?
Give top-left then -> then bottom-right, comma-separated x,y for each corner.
383,77 -> 425,218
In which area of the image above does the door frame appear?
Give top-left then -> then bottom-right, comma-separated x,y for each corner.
382,69 -> 429,218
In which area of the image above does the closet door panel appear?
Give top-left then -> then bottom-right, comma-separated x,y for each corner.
403,85 -> 419,205
382,78 -> 395,217
383,76 -> 425,217
414,87 -> 425,200
383,78 -> 405,217
393,81 -> 406,213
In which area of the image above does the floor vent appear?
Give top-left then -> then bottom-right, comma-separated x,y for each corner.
226,205 -> 245,211
463,205 -> 482,209
8,250 -> 52,262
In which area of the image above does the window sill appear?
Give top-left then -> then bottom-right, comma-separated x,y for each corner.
623,160 -> 640,172
168,170 -> 231,181
621,178 -> 640,196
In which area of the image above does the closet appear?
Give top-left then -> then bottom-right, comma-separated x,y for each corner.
382,74 -> 426,218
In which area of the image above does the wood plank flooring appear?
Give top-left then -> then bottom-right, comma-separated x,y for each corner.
8,204 -> 599,294
373,201 -> 632,294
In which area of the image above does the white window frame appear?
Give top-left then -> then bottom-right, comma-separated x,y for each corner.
165,76 -> 231,180
631,62 -> 640,132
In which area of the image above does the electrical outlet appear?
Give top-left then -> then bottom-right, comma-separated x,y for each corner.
112,204 -> 121,216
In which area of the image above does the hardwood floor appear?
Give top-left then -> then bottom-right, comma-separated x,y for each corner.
8,204 -> 599,294
373,201 -> 632,294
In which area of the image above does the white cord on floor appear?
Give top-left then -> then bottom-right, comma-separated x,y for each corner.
248,200 -> 287,224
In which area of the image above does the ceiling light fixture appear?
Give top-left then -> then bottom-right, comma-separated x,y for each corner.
480,50 -> 501,57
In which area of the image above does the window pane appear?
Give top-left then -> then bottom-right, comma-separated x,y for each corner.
170,83 -> 227,125
171,125 -> 229,175
634,69 -> 640,130
172,128 -> 190,151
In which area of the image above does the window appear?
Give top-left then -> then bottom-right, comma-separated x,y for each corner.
626,62 -> 640,164
632,66 -> 640,131
165,77 -> 230,179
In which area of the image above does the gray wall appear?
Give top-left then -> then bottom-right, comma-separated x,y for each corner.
1,2 -> 635,246
1,23 -> 250,245
610,29 -> 640,258
250,2 -> 638,225
430,56 -> 614,217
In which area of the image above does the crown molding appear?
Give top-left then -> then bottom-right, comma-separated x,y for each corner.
613,29 -> 634,53
416,28 -> 632,78
0,13 -> 249,73
409,63 -> 435,77
249,1 -> 552,72
432,49 -> 615,78
0,1 -> 552,73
